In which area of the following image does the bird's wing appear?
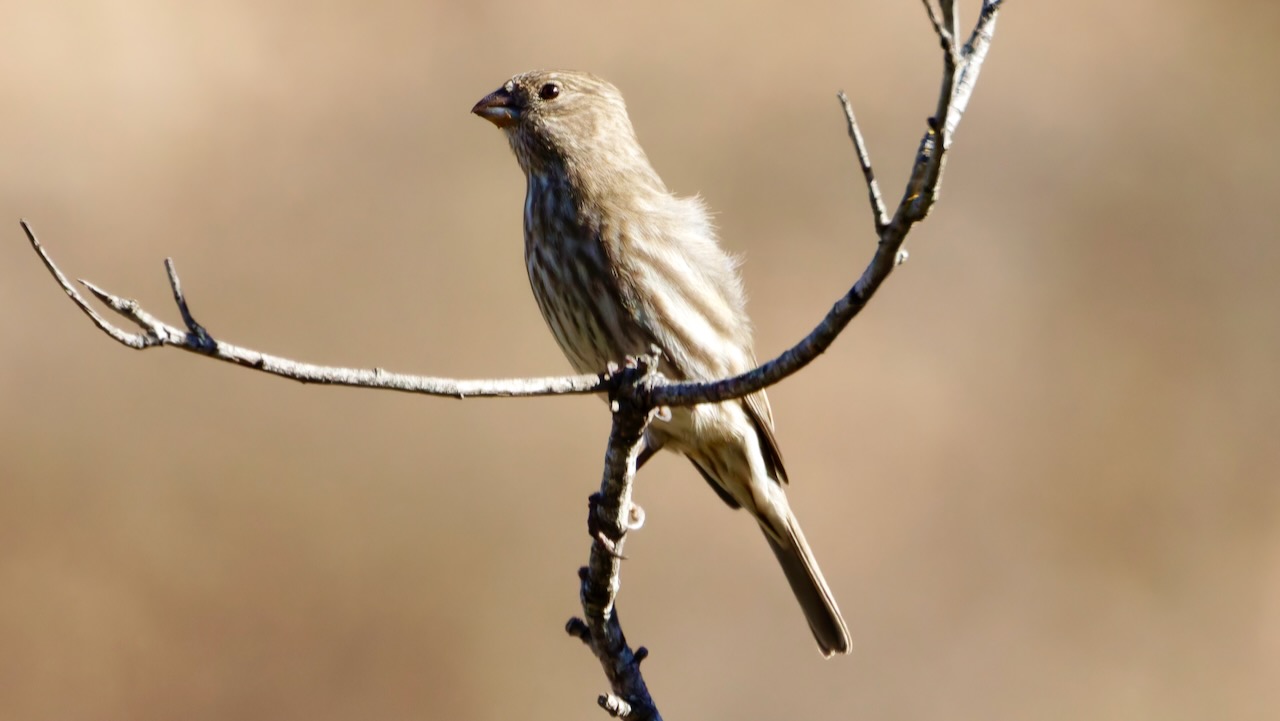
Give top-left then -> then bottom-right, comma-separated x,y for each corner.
638,322 -> 790,487
743,389 -> 788,484
598,193 -> 789,483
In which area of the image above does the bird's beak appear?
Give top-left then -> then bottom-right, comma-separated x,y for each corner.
471,87 -> 521,128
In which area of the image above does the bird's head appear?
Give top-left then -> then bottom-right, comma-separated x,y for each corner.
472,70 -> 649,180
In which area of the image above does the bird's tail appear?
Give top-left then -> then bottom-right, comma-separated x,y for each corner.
760,503 -> 851,657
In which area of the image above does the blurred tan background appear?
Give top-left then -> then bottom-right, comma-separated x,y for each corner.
2,1 -> 1277,719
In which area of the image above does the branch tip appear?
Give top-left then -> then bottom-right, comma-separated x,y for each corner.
837,90 -> 890,233
922,0 -> 957,55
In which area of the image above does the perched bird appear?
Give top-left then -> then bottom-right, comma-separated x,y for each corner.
473,70 -> 850,657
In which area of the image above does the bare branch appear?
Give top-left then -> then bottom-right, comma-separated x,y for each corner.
569,356 -> 664,721
947,0 -> 1003,141
164,257 -> 213,350
23,220 -> 605,399
648,0 -> 1005,410
922,0 -> 957,55
837,91 -> 890,234
23,220 -> 163,350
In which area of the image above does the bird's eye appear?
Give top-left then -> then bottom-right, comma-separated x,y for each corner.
538,83 -> 560,100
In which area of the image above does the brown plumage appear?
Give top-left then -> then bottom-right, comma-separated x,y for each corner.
473,69 -> 850,656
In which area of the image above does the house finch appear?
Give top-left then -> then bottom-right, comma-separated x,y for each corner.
473,70 -> 850,657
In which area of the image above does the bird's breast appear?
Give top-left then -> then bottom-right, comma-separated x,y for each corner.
522,174 -> 652,374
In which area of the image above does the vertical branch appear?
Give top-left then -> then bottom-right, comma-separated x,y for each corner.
946,0 -> 1003,140
903,0 -> 1003,223
569,357 -> 664,720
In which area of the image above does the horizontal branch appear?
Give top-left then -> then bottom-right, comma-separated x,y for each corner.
22,220 -> 605,399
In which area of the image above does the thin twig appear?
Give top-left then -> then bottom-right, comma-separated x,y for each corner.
23,221 -> 162,349
165,257 -> 213,350
945,0 -> 1003,141
921,0 -> 956,55
940,0 -> 960,52
837,91 -> 889,234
